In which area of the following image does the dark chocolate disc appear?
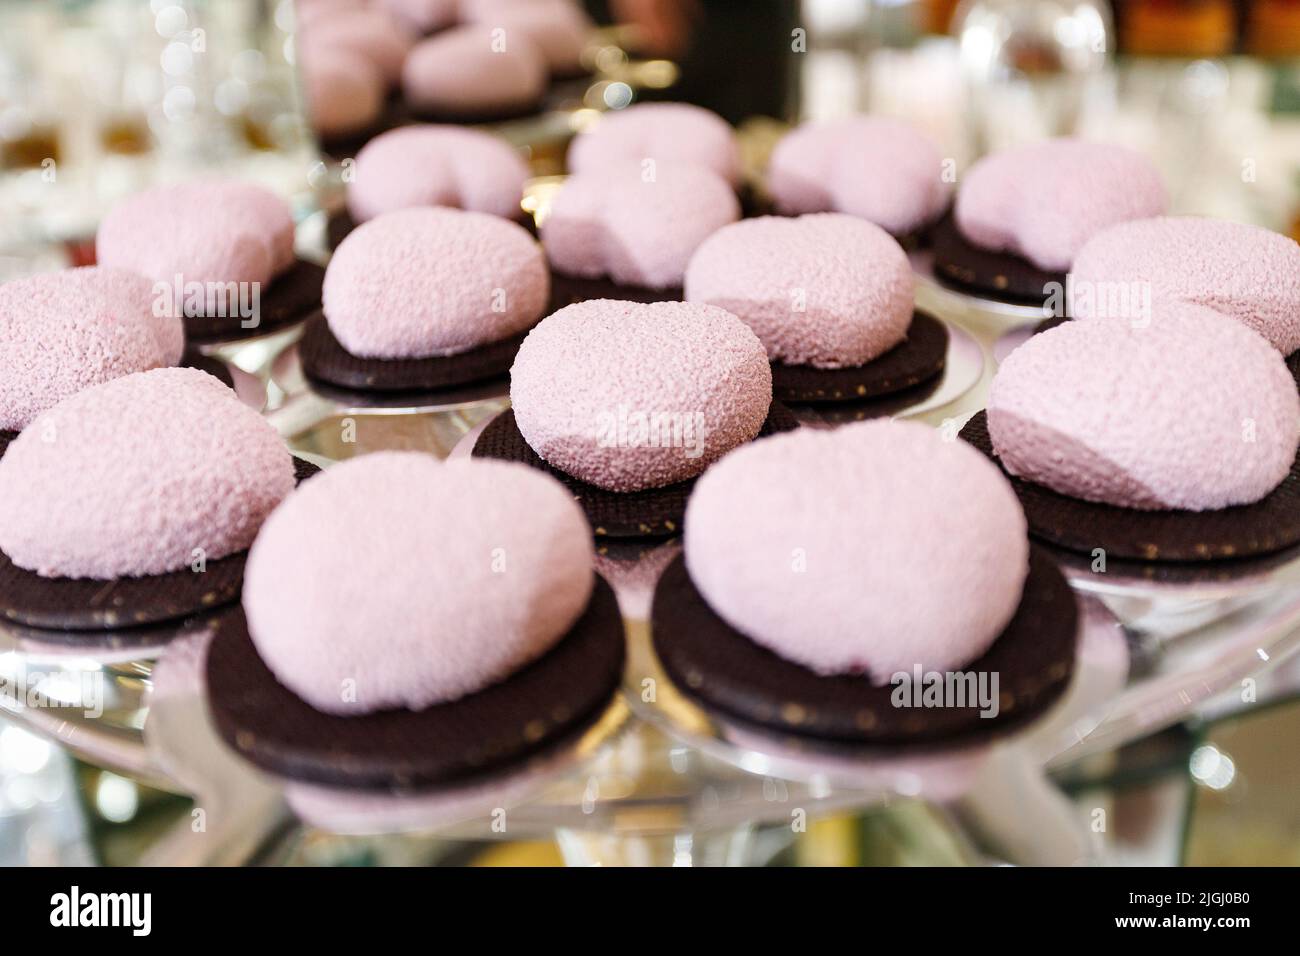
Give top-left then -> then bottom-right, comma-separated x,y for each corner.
472,404 -> 800,538
960,410 -> 1300,562
327,208 -> 536,251
772,312 -> 948,404
547,271 -> 683,312
931,211 -> 1065,305
206,576 -> 625,789
184,259 -> 325,343
180,350 -> 236,389
650,548 -> 1077,745
0,458 -> 319,633
1289,350 -> 1300,390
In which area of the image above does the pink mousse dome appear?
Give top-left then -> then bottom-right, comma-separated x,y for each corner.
298,7 -> 415,87
300,47 -> 385,140
684,420 -> 1030,683
989,308 -> 1300,511
0,368 -> 295,579
347,125 -> 529,223
0,267 -> 184,432
568,103 -> 741,187
402,25 -> 546,117
684,213 -> 914,369
542,161 -> 740,289
97,179 -> 295,290
242,452 -> 594,714
462,0 -> 592,75
767,116 -> 951,236
378,0 -> 458,34
956,138 -> 1168,272
322,206 -> 549,359
510,299 -> 773,492
1071,216 -> 1300,355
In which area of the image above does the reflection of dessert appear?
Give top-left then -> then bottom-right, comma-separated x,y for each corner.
402,24 -> 547,120
1119,0 -> 1236,57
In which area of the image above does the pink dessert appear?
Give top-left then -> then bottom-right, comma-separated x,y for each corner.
684,420 -> 1029,683
510,299 -> 772,492
0,267 -> 184,432
347,125 -> 529,223
298,7 -> 415,88
462,0 -> 592,76
989,308 -> 1300,511
377,0 -> 458,34
568,103 -> 742,187
300,47 -> 385,140
97,179 -> 296,291
402,25 -> 546,118
685,213 -> 915,368
0,368 -> 294,579
542,161 -> 740,289
243,452 -> 594,714
322,207 -> 548,358
1071,216 -> 1300,355
767,116 -> 951,236
956,139 -> 1168,272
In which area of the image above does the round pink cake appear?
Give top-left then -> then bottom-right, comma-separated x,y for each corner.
300,47 -> 385,139
0,368 -> 294,579
542,161 -> 740,289
568,103 -> 741,187
510,299 -> 773,492
0,267 -> 184,432
378,0 -> 458,34
767,116 -> 951,236
347,125 -> 529,223
323,206 -> 549,359
299,7 -> 415,87
956,139 -> 1168,272
989,308 -> 1300,511
242,452 -> 594,714
685,213 -> 915,368
402,25 -> 546,117
684,420 -> 1030,682
462,0 -> 592,75
97,179 -> 295,291
1071,216 -> 1300,355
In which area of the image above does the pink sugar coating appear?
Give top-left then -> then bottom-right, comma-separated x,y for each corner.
301,48 -> 385,139
299,7 -> 415,86
242,452 -> 594,714
0,267 -> 183,432
542,162 -> 740,289
323,206 -> 549,358
377,0 -> 458,33
510,299 -> 773,492
347,124 -> 529,223
1071,216 -> 1300,355
402,25 -> 546,116
568,103 -> 742,187
684,420 -> 1029,683
767,116 -> 951,236
462,0 -> 592,75
684,213 -> 915,369
97,179 -> 295,289
989,307 -> 1300,511
956,138 -> 1168,272
0,368 -> 294,579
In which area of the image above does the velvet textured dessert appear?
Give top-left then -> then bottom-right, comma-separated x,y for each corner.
242,452 -> 594,714
543,162 -> 740,290
767,116 -> 950,236
378,0 -> 457,34
988,309 -> 1300,511
568,103 -> 741,187
402,25 -> 546,118
300,47 -> 385,140
461,0 -> 592,76
0,267 -> 184,432
956,139 -> 1168,271
322,207 -> 548,359
509,299 -> 772,492
298,7 -> 415,87
0,368 -> 295,580
1071,216 -> 1300,355
685,213 -> 914,368
683,420 -> 1030,683
347,125 -> 529,223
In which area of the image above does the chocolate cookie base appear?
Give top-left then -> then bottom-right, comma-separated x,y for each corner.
207,576 -> 625,789
183,259 -> 325,343
472,404 -> 800,538
931,212 -> 1066,306
547,271 -> 683,312
650,548 -> 1077,745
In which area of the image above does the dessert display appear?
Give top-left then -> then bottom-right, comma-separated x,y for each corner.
651,420 -> 1078,743
932,139 -> 1168,304
567,102 -> 742,188
766,116 -> 951,242
460,0 -> 594,78
474,298 -> 797,536
303,206 -> 549,397
299,46 -> 387,145
95,179 -> 323,342
402,24 -> 548,122
206,452 -> 624,788
685,214 -> 948,411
